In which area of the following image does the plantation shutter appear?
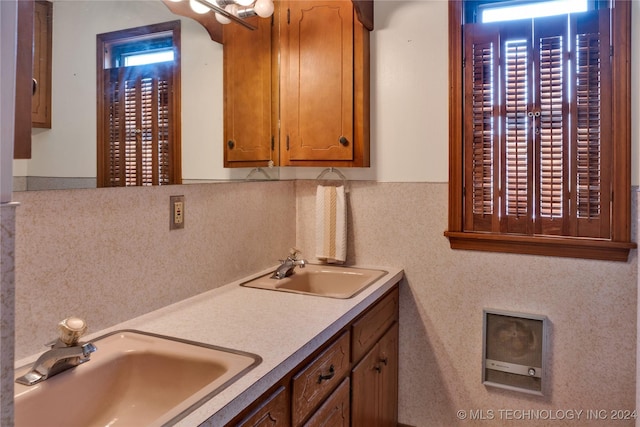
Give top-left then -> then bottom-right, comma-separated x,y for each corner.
104,63 -> 174,187
463,9 -> 611,239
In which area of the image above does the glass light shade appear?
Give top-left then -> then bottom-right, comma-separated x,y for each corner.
215,12 -> 232,24
234,0 -> 255,6
253,0 -> 274,18
189,0 -> 211,14
225,3 -> 239,16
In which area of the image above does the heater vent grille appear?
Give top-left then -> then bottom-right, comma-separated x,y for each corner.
483,309 -> 548,395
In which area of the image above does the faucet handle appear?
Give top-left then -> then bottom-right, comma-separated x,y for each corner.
289,247 -> 301,259
57,317 -> 88,346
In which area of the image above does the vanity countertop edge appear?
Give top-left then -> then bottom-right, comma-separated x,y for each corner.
15,264 -> 404,427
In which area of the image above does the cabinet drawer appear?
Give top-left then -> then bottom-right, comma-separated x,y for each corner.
351,286 -> 399,362
292,331 -> 350,426
234,385 -> 290,427
303,377 -> 350,427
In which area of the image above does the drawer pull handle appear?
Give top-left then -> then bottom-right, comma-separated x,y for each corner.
318,364 -> 335,383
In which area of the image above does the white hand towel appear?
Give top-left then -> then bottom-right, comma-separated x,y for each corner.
315,185 -> 347,263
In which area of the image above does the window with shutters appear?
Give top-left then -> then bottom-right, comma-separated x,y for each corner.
97,21 -> 181,187
445,1 -> 635,261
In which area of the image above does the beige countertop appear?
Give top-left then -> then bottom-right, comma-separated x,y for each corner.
16,264 -> 403,426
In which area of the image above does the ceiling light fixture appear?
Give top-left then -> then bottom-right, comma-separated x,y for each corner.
182,0 -> 274,30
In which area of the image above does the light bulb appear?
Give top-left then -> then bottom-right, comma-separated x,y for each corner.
215,12 -> 231,24
189,0 -> 210,14
253,0 -> 274,18
234,0 -> 254,6
225,3 -> 240,16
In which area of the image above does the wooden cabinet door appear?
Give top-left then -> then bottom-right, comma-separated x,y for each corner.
351,324 -> 399,427
14,0 -> 34,159
351,339 -> 380,427
235,385 -> 290,427
32,0 -> 52,128
378,323 -> 399,427
223,15 -> 274,167
303,377 -> 350,427
280,0 -> 354,164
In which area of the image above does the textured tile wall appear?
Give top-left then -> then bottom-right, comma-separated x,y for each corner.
9,181 -> 638,426
13,181 -> 296,359
0,203 -> 17,426
296,181 -> 638,427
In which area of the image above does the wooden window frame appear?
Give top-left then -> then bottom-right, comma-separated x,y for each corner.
96,21 -> 182,188
445,0 -> 635,261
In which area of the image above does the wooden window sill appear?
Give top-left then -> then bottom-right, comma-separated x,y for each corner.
444,231 -> 636,262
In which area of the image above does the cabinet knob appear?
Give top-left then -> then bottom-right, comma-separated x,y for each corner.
339,136 -> 349,146
380,356 -> 388,366
227,140 -> 235,149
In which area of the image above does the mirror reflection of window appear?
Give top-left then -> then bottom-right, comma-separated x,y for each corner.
96,21 -> 181,187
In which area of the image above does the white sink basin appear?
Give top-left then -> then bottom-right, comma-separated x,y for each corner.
14,330 -> 261,427
241,264 -> 386,299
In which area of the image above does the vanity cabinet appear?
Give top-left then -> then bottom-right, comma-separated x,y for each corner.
228,285 -> 399,427
222,0 -> 370,168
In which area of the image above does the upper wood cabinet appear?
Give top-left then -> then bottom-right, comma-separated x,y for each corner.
32,0 -> 52,129
223,15 -> 276,168
223,0 -> 371,168
14,0 -> 34,159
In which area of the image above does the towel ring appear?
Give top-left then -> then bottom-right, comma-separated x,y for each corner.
245,167 -> 272,181
316,167 -> 348,192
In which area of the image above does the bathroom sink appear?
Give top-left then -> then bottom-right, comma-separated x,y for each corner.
14,330 -> 261,427
240,264 -> 386,299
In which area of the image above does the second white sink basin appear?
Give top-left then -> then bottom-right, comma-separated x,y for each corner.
240,264 -> 386,299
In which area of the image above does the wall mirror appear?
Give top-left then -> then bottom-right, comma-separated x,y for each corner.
13,0 -> 279,191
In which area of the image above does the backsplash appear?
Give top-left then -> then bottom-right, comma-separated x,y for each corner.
13,181 -> 295,359
295,181 -> 637,426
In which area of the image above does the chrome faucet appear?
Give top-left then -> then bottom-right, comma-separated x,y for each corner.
271,248 -> 307,279
16,317 -> 97,386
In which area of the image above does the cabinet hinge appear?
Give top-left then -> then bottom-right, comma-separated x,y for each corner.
287,8 -> 290,24
286,135 -> 290,150
462,57 -> 465,68
271,136 -> 275,151
610,44 -> 614,58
